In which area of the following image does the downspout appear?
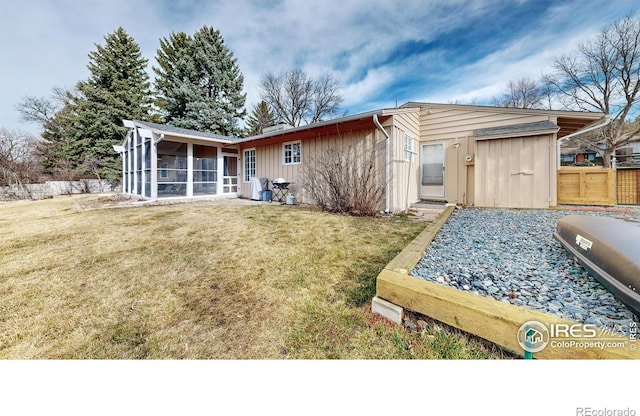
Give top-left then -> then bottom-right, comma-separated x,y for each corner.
556,117 -> 611,169
373,114 -> 390,213
405,151 -> 412,213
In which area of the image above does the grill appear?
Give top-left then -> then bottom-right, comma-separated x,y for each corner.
272,178 -> 291,189
271,178 -> 291,203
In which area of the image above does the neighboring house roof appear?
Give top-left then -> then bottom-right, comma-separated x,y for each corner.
474,121 -> 560,139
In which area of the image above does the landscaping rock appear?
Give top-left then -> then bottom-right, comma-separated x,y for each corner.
410,207 -> 640,331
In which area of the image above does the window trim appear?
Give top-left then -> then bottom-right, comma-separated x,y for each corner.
282,140 -> 302,165
243,148 -> 256,183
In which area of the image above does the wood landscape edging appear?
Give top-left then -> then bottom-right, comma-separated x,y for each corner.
374,205 -> 638,359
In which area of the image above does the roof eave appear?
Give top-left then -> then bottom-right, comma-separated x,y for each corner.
475,128 -> 561,140
402,101 -> 604,119
126,120 -> 239,144
237,109 -> 391,144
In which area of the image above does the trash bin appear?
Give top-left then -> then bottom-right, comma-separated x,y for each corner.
261,189 -> 272,202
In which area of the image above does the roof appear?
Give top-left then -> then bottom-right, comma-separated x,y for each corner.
125,120 -> 241,144
401,102 -> 605,138
474,121 -> 560,139
122,107 -> 420,146
400,101 -> 603,118
123,102 -> 606,146
237,107 -> 419,144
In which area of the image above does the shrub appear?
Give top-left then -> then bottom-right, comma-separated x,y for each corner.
301,145 -> 384,216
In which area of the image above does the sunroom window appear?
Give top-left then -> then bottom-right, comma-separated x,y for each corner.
156,141 -> 188,197
193,145 -> 218,196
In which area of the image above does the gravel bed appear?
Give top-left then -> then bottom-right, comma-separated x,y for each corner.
410,206 -> 640,331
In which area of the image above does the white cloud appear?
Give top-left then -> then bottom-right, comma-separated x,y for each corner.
0,0 -> 636,135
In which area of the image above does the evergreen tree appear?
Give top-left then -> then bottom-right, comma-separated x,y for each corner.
246,100 -> 277,136
39,93 -> 80,178
41,27 -> 153,181
152,31 -> 193,121
153,26 -> 246,136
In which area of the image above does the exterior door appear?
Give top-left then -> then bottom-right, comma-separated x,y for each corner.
222,155 -> 239,193
421,143 -> 445,198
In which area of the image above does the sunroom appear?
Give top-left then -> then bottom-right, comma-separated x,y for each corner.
117,120 -> 241,200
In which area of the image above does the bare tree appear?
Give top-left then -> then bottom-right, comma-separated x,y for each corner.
309,73 -> 343,123
259,69 -> 343,126
0,129 -> 41,198
15,86 -> 71,128
493,77 -> 543,109
543,14 -> 640,166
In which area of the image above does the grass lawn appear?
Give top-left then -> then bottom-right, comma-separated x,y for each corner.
0,194 -> 510,359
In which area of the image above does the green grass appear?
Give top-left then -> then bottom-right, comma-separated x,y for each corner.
0,194 -> 511,359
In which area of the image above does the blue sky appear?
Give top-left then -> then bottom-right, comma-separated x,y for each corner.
0,0 -> 637,136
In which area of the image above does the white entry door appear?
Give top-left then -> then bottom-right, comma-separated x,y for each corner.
222,155 -> 239,193
421,143 -> 445,198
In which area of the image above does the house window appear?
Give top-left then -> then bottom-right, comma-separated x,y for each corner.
283,141 -> 301,165
404,134 -> 415,162
160,163 -> 168,179
244,149 -> 256,182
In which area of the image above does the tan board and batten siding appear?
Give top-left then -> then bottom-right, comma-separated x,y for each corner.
235,103 -> 603,211
388,109 -> 421,211
413,104 -> 561,208
239,128 -> 387,205
475,134 -> 555,208
239,108 -> 422,212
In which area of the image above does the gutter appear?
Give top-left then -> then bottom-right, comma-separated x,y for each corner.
556,117 -> 611,169
373,114 -> 390,213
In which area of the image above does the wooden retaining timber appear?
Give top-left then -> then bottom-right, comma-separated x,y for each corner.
374,205 -> 638,359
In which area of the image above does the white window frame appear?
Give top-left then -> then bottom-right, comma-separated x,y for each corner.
283,141 -> 301,165
404,134 -> 416,162
243,148 -> 256,183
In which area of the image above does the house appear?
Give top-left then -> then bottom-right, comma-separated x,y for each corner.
118,102 -> 604,211
617,136 -> 640,164
560,146 -> 599,166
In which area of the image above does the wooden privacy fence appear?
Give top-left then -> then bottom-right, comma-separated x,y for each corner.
557,167 -> 615,206
617,167 -> 640,205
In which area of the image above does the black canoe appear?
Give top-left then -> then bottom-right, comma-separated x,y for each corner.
553,214 -> 640,316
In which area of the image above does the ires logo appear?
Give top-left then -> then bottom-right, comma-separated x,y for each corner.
549,323 -> 597,338
517,321 -> 634,354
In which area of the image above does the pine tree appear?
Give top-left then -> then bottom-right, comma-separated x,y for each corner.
153,31 -> 193,121
246,101 -> 277,136
41,27 -> 153,181
153,26 -> 246,136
